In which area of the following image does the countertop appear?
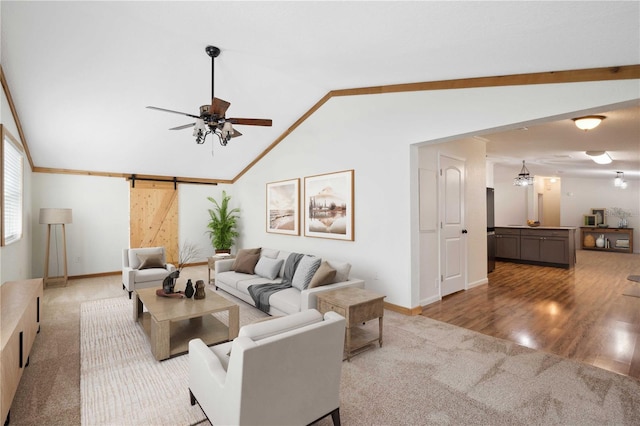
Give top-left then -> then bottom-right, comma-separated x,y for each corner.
497,225 -> 578,230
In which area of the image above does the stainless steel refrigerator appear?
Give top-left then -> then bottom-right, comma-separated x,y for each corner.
487,187 -> 496,273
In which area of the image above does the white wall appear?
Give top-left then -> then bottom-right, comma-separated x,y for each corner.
233,79 -> 640,309
30,174 -> 234,278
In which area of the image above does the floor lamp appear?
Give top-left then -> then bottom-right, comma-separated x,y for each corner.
39,208 -> 72,287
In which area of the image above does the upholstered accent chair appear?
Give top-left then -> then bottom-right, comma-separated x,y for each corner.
122,247 -> 176,299
189,309 -> 346,425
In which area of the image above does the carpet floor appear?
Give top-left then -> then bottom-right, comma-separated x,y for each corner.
9,266 -> 640,425
80,292 -> 640,426
80,291 -> 267,425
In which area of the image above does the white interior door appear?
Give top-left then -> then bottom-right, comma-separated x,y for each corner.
439,155 -> 467,297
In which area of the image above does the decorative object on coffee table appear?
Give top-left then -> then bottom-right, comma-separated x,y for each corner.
162,270 -> 180,294
194,280 -> 206,299
184,279 -> 194,298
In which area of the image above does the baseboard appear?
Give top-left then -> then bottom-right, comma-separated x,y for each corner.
384,301 -> 423,316
68,261 -> 208,281
468,277 -> 488,289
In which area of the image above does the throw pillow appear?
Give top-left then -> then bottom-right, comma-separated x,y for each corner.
231,248 -> 261,271
137,254 -> 165,270
308,261 -> 337,288
254,256 -> 284,280
234,253 -> 260,274
291,255 -> 322,290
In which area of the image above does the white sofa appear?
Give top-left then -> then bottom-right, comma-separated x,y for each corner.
189,309 -> 345,426
215,247 -> 364,316
122,247 -> 176,299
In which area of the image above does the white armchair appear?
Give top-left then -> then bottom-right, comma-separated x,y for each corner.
189,309 -> 346,426
122,247 -> 176,299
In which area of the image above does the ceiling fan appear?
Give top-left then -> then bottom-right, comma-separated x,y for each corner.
147,45 -> 272,146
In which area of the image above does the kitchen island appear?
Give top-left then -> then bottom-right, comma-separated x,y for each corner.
495,226 -> 577,268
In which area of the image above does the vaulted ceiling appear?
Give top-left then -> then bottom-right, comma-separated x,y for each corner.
2,1 -> 639,183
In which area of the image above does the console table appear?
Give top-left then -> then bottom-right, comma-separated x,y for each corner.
1,278 -> 43,425
580,227 -> 633,253
316,287 -> 385,361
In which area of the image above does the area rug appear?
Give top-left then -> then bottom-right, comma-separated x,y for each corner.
311,312 -> 640,426
80,293 -> 267,426
81,295 -> 640,426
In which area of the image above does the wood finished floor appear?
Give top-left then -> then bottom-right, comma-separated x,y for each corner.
421,250 -> 640,380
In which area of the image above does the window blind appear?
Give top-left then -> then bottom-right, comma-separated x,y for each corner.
3,135 -> 23,245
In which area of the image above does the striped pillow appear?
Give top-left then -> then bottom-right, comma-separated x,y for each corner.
291,255 -> 321,290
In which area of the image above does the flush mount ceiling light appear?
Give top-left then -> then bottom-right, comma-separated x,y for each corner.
513,160 -> 535,186
572,115 -> 605,131
585,150 -> 612,164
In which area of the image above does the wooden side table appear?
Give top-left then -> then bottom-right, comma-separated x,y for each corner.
316,287 -> 385,361
207,255 -> 234,284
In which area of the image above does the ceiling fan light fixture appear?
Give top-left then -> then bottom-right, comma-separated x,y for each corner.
513,160 -> 535,186
573,115 -> 605,131
585,150 -> 612,164
614,171 -> 625,188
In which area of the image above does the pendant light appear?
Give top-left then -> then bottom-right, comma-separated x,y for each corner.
513,160 -> 534,186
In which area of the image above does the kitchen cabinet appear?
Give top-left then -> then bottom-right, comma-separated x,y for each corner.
495,228 -> 520,259
521,229 -> 571,265
495,227 -> 576,268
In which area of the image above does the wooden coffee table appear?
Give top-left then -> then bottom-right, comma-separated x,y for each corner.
133,286 -> 239,361
316,287 -> 385,361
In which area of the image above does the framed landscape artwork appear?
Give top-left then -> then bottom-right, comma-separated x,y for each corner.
266,178 -> 300,235
304,170 -> 354,241
590,208 -> 606,225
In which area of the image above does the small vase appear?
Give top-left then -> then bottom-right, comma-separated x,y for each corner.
194,280 -> 206,299
184,279 -> 194,298
619,218 -> 628,228
596,235 -> 605,248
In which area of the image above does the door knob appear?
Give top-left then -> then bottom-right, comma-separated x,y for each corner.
462,229 -> 468,234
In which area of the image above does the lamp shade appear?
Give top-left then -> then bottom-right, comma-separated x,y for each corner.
39,208 -> 73,224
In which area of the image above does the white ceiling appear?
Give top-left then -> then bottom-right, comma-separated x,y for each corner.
2,1 -> 639,182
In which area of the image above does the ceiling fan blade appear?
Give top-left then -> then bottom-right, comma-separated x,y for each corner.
228,118 -> 273,127
211,97 -> 231,116
146,106 -> 199,119
169,123 -> 196,131
231,128 -> 243,138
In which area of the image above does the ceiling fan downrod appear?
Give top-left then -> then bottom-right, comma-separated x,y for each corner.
206,45 -> 220,101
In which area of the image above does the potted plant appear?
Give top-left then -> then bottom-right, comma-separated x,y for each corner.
206,191 -> 240,254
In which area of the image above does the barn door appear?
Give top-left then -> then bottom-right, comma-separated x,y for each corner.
129,180 -> 179,264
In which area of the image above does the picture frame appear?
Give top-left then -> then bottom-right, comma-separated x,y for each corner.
266,178 -> 300,235
304,170 -> 354,240
590,208 -> 606,225
583,214 -> 597,227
